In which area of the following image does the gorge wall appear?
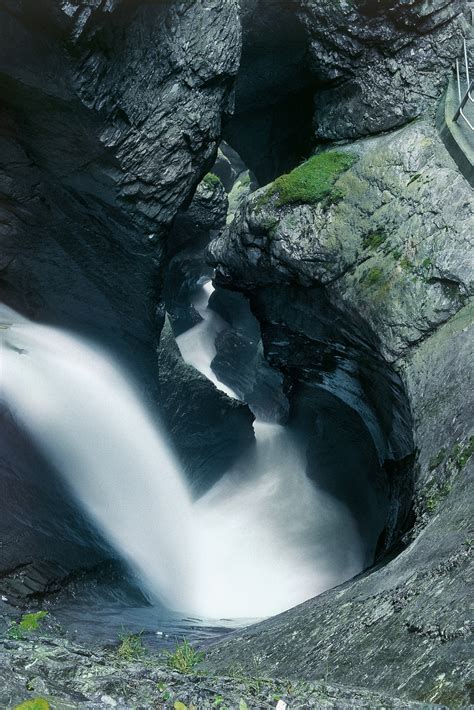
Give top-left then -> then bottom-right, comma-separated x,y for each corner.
0,0 -> 472,706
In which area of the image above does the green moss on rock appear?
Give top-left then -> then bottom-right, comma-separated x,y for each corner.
362,266 -> 384,286
13,700 -> 51,710
202,172 -> 221,189
425,479 -> 452,514
259,151 -> 356,208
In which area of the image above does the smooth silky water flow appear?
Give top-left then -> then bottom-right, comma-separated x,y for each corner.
1,292 -> 364,642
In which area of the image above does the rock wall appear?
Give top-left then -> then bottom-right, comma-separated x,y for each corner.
224,0 -> 315,183
298,0 -> 466,139
206,118 -> 474,704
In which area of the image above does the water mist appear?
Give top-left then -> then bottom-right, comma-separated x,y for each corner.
1,298 -> 364,619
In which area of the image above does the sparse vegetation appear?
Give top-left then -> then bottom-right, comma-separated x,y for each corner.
116,630 -> 146,661
362,231 -> 387,250
8,611 -> 48,640
425,479 -> 452,514
399,256 -> 414,272
429,447 -> 447,470
165,639 -> 205,673
453,436 -> 474,469
258,151 -> 356,208
362,266 -> 384,286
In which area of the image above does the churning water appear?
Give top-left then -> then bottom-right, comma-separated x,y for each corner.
1,296 -> 363,620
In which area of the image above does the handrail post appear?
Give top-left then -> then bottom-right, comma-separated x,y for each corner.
464,39 -> 470,87
456,58 -> 462,103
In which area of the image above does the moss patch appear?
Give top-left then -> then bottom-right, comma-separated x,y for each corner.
13,700 -> 51,710
425,479 -> 452,514
361,266 -> 384,286
399,256 -> 414,272
202,172 -> 221,189
259,151 -> 356,208
9,611 -> 48,639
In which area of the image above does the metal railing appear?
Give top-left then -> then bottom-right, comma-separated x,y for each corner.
454,38 -> 474,130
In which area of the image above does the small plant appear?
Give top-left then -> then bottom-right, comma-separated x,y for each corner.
13,700 -> 51,710
425,479 -> 452,514
157,682 -> 172,702
116,630 -> 146,661
8,611 -> 48,639
165,639 -> 204,673
453,436 -> 474,469
399,256 -> 414,272
362,266 -> 384,286
362,231 -> 386,250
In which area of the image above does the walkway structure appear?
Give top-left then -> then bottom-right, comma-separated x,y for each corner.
438,4 -> 474,186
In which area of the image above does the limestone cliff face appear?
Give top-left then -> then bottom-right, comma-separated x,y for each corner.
207,120 -> 473,704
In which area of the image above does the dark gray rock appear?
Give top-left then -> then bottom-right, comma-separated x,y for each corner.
0,625 -> 449,709
156,319 -> 255,495
165,175 -> 228,335
206,119 -> 474,705
223,0 -> 315,183
207,287 -> 290,422
298,0 -> 466,139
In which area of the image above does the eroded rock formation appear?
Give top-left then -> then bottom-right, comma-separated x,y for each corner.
206,118 -> 473,707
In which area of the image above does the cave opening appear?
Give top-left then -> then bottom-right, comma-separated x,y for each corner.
223,0 -> 316,184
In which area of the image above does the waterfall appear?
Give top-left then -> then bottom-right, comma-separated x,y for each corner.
0,304 -> 196,612
176,283 -> 364,617
1,297 -> 364,620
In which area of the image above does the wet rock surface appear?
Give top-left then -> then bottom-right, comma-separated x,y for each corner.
0,627 -> 448,709
206,119 -> 474,704
1,0 -> 473,706
156,319 -> 255,495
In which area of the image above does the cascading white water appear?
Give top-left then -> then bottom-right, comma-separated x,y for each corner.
176,283 -> 364,617
1,296 -> 364,619
175,281 -> 236,399
0,304 -> 196,612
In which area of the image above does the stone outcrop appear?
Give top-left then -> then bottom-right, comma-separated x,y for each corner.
156,318 -> 255,495
298,0 -> 466,139
0,626 -> 439,709
206,119 -> 474,705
